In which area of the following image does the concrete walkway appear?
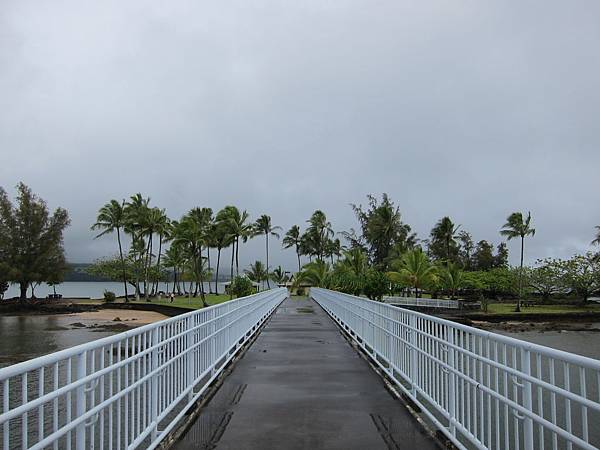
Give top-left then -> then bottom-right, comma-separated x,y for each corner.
173,297 -> 439,450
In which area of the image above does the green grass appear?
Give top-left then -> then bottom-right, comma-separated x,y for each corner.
128,294 -> 233,310
484,303 -> 600,315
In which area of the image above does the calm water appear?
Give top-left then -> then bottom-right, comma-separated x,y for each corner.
498,326 -> 600,360
0,314 -> 117,368
3,281 -> 227,299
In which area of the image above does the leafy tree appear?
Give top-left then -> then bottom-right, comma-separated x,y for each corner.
283,225 -> 303,272
429,216 -> 460,265
253,214 -> 281,288
245,260 -> 268,290
346,194 -> 415,270
92,200 -> 129,301
0,183 -> 70,301
335,247 -> 369,279
562,253 -> 600,302
362,269 -> 389,301
229,276 -> 255,298
527,258 -> 566,301
500,211 -> 535,311
387,249 -> 437,298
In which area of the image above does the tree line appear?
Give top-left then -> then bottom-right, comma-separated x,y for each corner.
1,185 -> 599,308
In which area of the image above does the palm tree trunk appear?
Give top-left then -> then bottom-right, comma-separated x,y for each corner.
296,247 -> 301,272
116,227 -> 129,302
235,237 -> 240,275
215,247 -> 221,294
153,234 -> 163,295
230,242 -> 235,299
266,233 -> 270,288
207,247 -> 213,294
144,235 -> 152,301
517,236 -> 524,312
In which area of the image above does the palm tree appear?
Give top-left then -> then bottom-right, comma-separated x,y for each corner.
270,266 -> 288,285
91,200 -> 129,301
283,225 -> 302,272
173,212 -> 209,306
592,226 -> 600,246
294,260 -> 331,288
216,206 -> 252,277
245,261 -> 268,290
432,216 -> 461,266
163,243 -> 186,295
124,194 -> 151,300
306,210 -> 333,261
336,248 -> 369,278
500,211 -> 535,311
387,249 -> 437,298
253,214 -> 282,288
440,262 -> 464,300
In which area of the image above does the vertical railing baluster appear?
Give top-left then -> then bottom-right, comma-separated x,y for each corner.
75,352 -> 86,450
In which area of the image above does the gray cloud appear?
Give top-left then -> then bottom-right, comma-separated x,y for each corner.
1,0 -> 599,270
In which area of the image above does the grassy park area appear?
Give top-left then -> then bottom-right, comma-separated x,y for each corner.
483,302 -> 600,316
128,294 -> 233,310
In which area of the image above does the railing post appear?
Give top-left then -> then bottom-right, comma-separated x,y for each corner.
447,326 -> 456,436
75,352 -> 87,449
410,314 -> 418,397
150,327 -> 159,441
187,316 -> 194,402
521,348 -> 534,450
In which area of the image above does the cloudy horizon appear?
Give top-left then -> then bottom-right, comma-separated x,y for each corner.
1,0 -> 599,272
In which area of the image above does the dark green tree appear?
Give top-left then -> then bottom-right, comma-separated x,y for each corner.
0,183 -> 70,301
347,194 -> 415,270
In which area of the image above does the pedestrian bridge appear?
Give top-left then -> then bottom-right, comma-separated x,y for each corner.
1,288 -> 599,450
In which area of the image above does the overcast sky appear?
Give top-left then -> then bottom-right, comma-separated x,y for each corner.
1,0 -> 599,271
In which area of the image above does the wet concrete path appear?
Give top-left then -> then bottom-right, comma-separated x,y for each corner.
173,297 -> 439,449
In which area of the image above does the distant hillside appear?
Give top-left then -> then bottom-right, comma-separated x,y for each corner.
65,263 -> 110,282
64,263 -> 233,282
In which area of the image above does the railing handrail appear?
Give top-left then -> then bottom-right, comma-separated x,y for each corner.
383,296 -> 460,308
342,290 -> 600,370
0,288 -> 288,450
0,289 -> 277,380
311,287 -> 600,450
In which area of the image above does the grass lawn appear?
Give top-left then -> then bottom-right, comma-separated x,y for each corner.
485,303 -> 600,315
128,294 -> 233,310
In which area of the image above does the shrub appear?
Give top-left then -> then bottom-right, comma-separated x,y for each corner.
230,276 -> 255,298
296,287 -> 305,296
363,270 -> 389,301
103,290 -> 116,303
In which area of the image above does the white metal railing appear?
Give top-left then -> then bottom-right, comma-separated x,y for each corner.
312,288 -> 600,450
383,296 -> 460,309
0,288 -> 287,450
